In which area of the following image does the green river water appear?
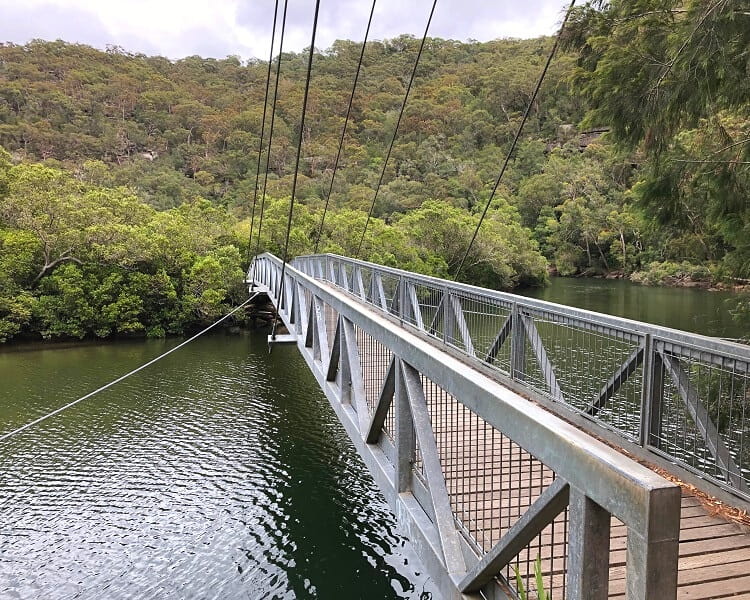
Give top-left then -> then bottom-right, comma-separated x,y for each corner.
0,277 -> 745,599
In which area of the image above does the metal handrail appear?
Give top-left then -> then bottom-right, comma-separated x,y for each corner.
293,253 -> 750,360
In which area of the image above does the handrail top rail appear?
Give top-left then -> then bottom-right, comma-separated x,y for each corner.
252,252 -> 680,533
290,252 -> 750,361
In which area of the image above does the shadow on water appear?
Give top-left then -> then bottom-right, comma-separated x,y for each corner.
0,331 -> 435,599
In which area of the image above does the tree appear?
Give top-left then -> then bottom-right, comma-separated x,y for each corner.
565,0 -> 750,275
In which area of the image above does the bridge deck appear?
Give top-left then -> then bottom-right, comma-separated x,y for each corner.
346,296 -> 750,599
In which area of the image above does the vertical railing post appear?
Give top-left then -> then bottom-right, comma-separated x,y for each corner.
625,487 -> 681,599
640,334 -> 664,449
510,303 -> 526,381
444,289 -> 454,345
370,266 -> 377,306
398,275 -> 406,321
440,287 -> 449,343
394,358 -> 415,493
342,263 -> 350,291
568,488 -> 611,599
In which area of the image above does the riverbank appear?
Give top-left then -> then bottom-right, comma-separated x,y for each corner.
628,261 -> 750,292
551,260 -> 750,293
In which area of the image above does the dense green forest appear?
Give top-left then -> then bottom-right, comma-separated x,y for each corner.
1,0 -> 748,341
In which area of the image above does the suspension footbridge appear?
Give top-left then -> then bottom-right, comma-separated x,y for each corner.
250,252 -> 750,600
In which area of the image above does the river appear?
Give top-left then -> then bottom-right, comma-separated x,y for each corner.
0,334 -> 435,599
518,276 -> 745,339
0,278 -> 745,599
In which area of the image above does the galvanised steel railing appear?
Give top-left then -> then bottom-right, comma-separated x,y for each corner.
250,252 -> 681,600
291,253 -> 750,501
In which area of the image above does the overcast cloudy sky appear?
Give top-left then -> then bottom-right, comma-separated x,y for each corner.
0,0 -> 569,61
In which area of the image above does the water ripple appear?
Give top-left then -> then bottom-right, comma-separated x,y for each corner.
0,334 -> 434,599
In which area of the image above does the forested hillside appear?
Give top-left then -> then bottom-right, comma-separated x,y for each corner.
1,0 -> 748,341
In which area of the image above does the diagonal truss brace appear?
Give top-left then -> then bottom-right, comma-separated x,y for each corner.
326,317 -> 341,382
375,274 -> 388,310
586,344 -> 645,416
485,312 -> 513,365
460,477 -> 570,593
659,351 -> 747,491
312,297 -> 330,364
521,315 -> 564,403
304,300 -> 315,349
407,284 -> 425,330
366,356 -> 396,444
400,360 -> 466,576
355,268 -> 367,299
340,317 -> 371,435
303,295 -> 331,367
448,294 -> 475,356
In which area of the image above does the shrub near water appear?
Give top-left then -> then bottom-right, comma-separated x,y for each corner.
630,261 -> 715,287
0,157 -> 247,341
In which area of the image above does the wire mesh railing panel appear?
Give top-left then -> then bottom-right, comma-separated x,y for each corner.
448,292 -> 514,375
302,286 -> 313,319
291,257 -> 306,276
651,342 -> 750,491
317,257 -> 327,281
518,309 -> 645,440
353,324 -> 395,439
328,259 -> 338,286
508,507 -> 569,600
378,273 -> 401,316
404,281 -> 445,338
358,268 -> 373,304
443,295 -> 470,356
417,373 -> 567,596
342,262 -> 354,293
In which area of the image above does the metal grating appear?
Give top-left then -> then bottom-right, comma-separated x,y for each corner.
418,374 -> 569,597
652,342 -> 750,491
354,324 -> 395,439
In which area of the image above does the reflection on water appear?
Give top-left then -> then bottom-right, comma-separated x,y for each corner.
0,334 -> 435,599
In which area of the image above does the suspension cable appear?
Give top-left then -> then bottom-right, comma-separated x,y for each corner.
247,0 -> 281,285
271,0 -> 321,341
313,0 -> 377,254
0,294 -> 259,444
251,0 -> 290,278
452,0 -> 576,281
354,0 -> 437,259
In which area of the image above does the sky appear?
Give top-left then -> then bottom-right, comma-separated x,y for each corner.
0,0 -> 569,61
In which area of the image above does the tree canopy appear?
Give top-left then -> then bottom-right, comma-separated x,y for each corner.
1,27 -> 748,341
